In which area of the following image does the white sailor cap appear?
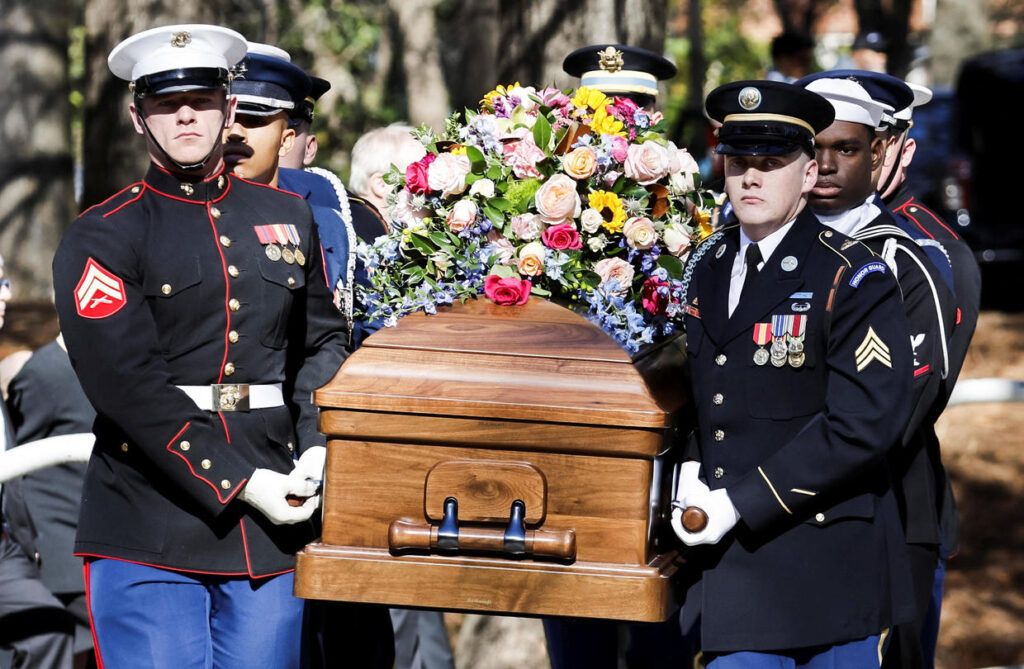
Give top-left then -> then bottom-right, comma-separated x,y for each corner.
802,77 -> 894,129
893,83 -> 933,122
246,41 -> 291,62
108,24 -> 247,96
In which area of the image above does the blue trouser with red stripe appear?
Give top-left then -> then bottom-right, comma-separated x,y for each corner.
85,558 -> 306,669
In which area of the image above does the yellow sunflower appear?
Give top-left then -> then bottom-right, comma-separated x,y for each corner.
588,190 -> 627,233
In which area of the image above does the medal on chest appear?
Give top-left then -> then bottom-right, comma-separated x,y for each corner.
752,323 -> 772,365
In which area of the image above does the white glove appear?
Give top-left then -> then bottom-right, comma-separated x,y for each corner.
675,487 -> 740,546
240,468 -> 319,525
670,461 -> 711,542
293,445 -> 326,483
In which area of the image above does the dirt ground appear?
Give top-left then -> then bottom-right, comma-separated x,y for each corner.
1,302 -> 1021,669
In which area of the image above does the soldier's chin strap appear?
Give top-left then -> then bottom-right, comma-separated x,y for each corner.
878,129 -> 909,197
135,99 -> 229,174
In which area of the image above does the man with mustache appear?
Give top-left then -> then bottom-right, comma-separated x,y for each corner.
795,72 -> 959,669
52,25 -> 347,668
674,79 -> 916,668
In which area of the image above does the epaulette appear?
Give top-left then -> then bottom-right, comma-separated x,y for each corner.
80,182 -> 146,219
817,230 -> 875,268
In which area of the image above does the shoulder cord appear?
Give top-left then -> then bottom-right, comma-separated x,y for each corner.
679,231 -> 725,311
306,167 -> 357,330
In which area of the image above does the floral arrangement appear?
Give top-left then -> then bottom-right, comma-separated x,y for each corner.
357,83 -> 719,353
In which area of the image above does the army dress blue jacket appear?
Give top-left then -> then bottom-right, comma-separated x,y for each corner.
679,208 -> 916,652
52,164 -> 348,578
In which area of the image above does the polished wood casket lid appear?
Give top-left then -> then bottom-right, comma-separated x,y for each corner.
314,297 -> 687,434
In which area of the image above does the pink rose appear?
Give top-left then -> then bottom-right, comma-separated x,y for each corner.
484,275 -> 532,306
427,152 -> 472,197
593,257 -> 635,296
641,277 -> 670,315
446,200 -> 478,232
623,141 -> 670,185
405,153 -> 437,194
623,216 -> 658,250
510,213 -> 545,241
541,223 -> 582,250
485,230 -> 516,265
534,174 -> 581,225
503,137 -> 547,179
607,135 -> 630,163
667,142 -> 700,193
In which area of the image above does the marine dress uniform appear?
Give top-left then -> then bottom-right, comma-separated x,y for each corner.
675,81 -> 916,668
51,25 -> 347,669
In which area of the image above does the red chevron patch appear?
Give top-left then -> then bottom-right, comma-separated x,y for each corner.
74,258 -> 126,319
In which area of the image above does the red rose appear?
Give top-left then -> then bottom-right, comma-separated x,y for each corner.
405,153 -> 437,194
541,223 -> 582,250
641,277 -> 670,315
484,275 -> 532,306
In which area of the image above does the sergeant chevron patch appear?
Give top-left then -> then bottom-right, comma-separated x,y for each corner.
855,326 -> 892,371
74,258 -> 126,319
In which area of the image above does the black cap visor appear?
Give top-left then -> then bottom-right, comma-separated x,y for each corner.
716,121 -> 814,156
134,68 -> 230,97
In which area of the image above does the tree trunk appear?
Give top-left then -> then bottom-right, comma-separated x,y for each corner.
389,0 -> 450,131
80,1 -> 230,209
0,0 -> 74,298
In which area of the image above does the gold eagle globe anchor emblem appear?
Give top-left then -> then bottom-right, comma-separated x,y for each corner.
171,31 -> 192,48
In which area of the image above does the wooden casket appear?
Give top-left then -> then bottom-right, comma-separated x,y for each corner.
294,297 -> 691,622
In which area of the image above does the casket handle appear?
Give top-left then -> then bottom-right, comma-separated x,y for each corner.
681,506 -> 709,533
388,498 -> 576,560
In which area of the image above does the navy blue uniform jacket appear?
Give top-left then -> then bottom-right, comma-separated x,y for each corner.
680,209 -> 916,652
52,165 -> 348,578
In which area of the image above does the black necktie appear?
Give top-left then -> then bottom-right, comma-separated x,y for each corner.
740,243 -> 762,301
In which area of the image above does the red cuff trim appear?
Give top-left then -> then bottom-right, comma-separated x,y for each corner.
164,422 -> 237,504
914,364 -> 931,378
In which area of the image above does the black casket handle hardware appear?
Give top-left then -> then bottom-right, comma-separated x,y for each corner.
388,496 -> 576,560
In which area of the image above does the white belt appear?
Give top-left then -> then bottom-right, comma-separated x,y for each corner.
177,383 -> 285,412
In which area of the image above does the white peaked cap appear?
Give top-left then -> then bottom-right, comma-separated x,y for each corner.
247,41 -> 291,61
805,77 -> 894,129
894,83 -> 933,121
108,24 -> 247,82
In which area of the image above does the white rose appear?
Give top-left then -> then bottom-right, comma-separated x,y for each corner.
469,178 -> 496,198
587,234 -> 609,253
580,208 -> 605,234
663,224 -> 692,259
427,153 -> 472,197
446,200 -> 478,232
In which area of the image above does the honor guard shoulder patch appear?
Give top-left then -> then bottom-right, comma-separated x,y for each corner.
849,261 -> 887,288
855,326 -> 892,372
74,258 -> 126,319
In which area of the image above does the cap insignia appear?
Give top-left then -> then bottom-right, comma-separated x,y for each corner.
231,62 -> 247,79
171,31 -> 192,49
597,47 -> 624,74
738,86 -> 762,111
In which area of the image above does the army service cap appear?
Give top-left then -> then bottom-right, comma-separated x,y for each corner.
563,44 -> 676,98
705,80 -> 834,156
108,24 -> 247,97
231,51 -> 312,118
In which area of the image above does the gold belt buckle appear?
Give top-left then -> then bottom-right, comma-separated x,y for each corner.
212,384 -> 250,412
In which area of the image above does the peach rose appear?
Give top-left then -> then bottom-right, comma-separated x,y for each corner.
534,174 -> 581,224
623,141 -> 670,185
517,241 -> 547,277
562,146 -> 598,180
623,216 -> 658,250
446,200 -> 478,232
663,224 -> 692,259
427,152 -> 471,197
593,257 -> 635,296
